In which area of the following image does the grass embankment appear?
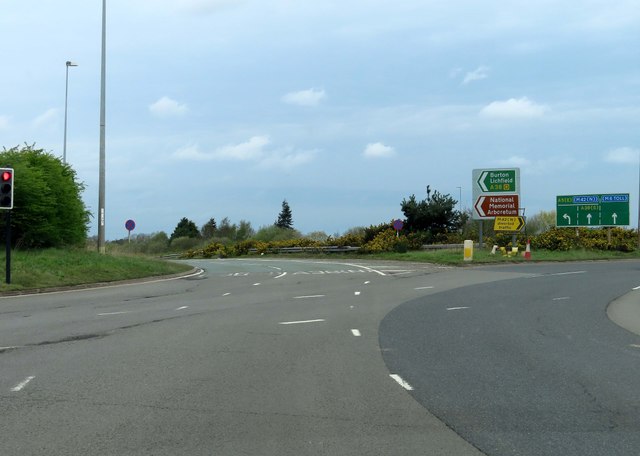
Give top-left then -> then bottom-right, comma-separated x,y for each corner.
0,249 -> 192,293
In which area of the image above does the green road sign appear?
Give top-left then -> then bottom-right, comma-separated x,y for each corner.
476,169 -> 517,193
556,194 -> 630,227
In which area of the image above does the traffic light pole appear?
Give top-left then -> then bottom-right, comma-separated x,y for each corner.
5,210 -> 10,285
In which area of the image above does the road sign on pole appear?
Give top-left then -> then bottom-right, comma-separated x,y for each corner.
556,194 -> 630,227
494,216 -> 525,232
472,168 -> 520,220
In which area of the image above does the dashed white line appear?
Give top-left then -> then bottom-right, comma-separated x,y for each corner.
550,271 -> 587,276
390,374 -> 414,391
552,297 -> 571,301
630,344 -> 640,348
11,376 -> 35,392
351,329 -> 361,337
633,286 -> 640,290
293,295 -> 325,299
447,307 -> 470,311
223,293 -> 231,296
175,306 -> 189,311
253,283 -> 261,286
354,291 -> 361,296
279,319 -> 326,325
364,281 -> 370,285
414,286 -> 434,290
98,311 -> 132,316
274,272 -> 287,279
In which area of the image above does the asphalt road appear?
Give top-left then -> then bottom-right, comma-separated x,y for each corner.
0,257 -> 638,455
380,260 -> 640,456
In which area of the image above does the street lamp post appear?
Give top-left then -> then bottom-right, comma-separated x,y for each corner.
63,61 -> 78,164
98,0 -> 107,253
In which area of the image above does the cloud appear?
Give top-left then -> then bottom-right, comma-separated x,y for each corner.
604,147 -> 639,164
480,97 -> 548,119
32,108 -> 59,129
495,155 -> 586,174
149,96 -> 188,118
0,115 -> 9,130
363,142 -> 396,159
282,88 -> 326,107
173,136 -> 316,170
462,66 -> 490,85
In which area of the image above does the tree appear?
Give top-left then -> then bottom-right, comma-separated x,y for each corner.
275,199 -> 293,229
170,217 -> 200,242
236,220 -> 255,241
201,218 -> 217,239
216,217 -> 237,240
0,144 -> 90,248
401,187 -> 462,239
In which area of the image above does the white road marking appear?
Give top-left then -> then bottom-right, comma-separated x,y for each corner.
552,297 -> 571,301
98,311 -> 132,316
630,344 -> 640,348
175,306 -> 189,311
223,293 -> 231,296
253,283 -> 261,286
364,281 -> 370,284
279,319 -> 325,325
11,376 -> 35,392
633,286 -> 640,290
351,329 -> 361,337
341,263 -> 386,276
354,291 -> 361,296
414,286 -> 434,290
349,305 -> 355,309
269,266 -> 282,271
0,346 -> 20,351
274,272 -> 287,279
390,374 -> 414,391
293,295 -> 325,299
550,271 -> 587,276
447,307 -> 470,311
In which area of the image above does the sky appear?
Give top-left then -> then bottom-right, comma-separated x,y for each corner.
1,0 -> 639,239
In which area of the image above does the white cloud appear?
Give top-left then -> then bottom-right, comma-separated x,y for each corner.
282,88 -> 326,107
462,66 -> 490,85
495,155 -> 586,174
480,97 -> 548,119
173,136 -> 315,170
149,96 -> 188,118
0,115 -> 9,130
32,108 -> 59,129
363,142 -> 396,159
604,147 -> 639,164
495,156 -> 532,167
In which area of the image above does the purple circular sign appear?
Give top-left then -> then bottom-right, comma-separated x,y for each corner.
393,219 -> 404,231
125,219 -> 136,232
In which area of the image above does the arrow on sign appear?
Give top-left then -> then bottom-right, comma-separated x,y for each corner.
478,171 -> 490,192
613,213 -> 618,224
563,213 -> 571,225
586,213 -> 592,224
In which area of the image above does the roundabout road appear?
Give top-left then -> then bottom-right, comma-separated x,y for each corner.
380,260 -> 640,456
0,257 -> 638,455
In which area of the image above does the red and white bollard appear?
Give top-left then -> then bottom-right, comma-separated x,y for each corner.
524,239 -> 532,260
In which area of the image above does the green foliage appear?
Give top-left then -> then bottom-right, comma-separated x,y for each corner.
0,144 -> 90,248
201,218 -> 217,239
362,228 -> 404,253
170,217 -> 200,242
401,187 -> 462,240
526,210 -> 556,235
533,227 -> 637,252
254,225 -> 302,242
236,220 -> 255,241
275,199 -> 294,229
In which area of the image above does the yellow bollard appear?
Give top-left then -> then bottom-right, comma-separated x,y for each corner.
463,240 -> 473,261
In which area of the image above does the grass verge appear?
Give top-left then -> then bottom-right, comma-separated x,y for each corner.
0,249 -> 192,293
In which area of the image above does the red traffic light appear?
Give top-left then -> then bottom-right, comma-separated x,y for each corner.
1,171 -> 11,182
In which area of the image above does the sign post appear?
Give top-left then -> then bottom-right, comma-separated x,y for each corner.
125,219 -> 136,243
392,219 -> 404,238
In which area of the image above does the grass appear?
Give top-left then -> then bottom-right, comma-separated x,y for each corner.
0,249 -> 192,293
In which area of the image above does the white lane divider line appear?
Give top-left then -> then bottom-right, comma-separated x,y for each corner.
414,286 -> 434,290
633,286 -> 640,290
279,319 -> 326,325
354,291 -> 361,296
253,283 -> 261,286
550,271 -> 587,276
293,295 -> 325,299
552,297 -> 571,301
175,306 -> 189,311
11,376 -> 35,392
390,374 -> 414,391
274,272 -> 287,279
98,311 -> 132,316
351,329 -> 361,337
630,344 -> 640,348
447,307 -> 470,311
364,281 -> 370,285
223,292 -> 231,296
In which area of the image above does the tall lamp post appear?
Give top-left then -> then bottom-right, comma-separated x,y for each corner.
63,61 -> 78,164
98,0 -> 107,253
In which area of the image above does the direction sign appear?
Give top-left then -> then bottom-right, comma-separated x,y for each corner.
494,216 -> 525,232
472,168 -> 520,220
556,194 -> 630,227
474,195 -> 519,219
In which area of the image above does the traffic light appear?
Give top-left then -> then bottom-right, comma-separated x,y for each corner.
0,168 -> 14,209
